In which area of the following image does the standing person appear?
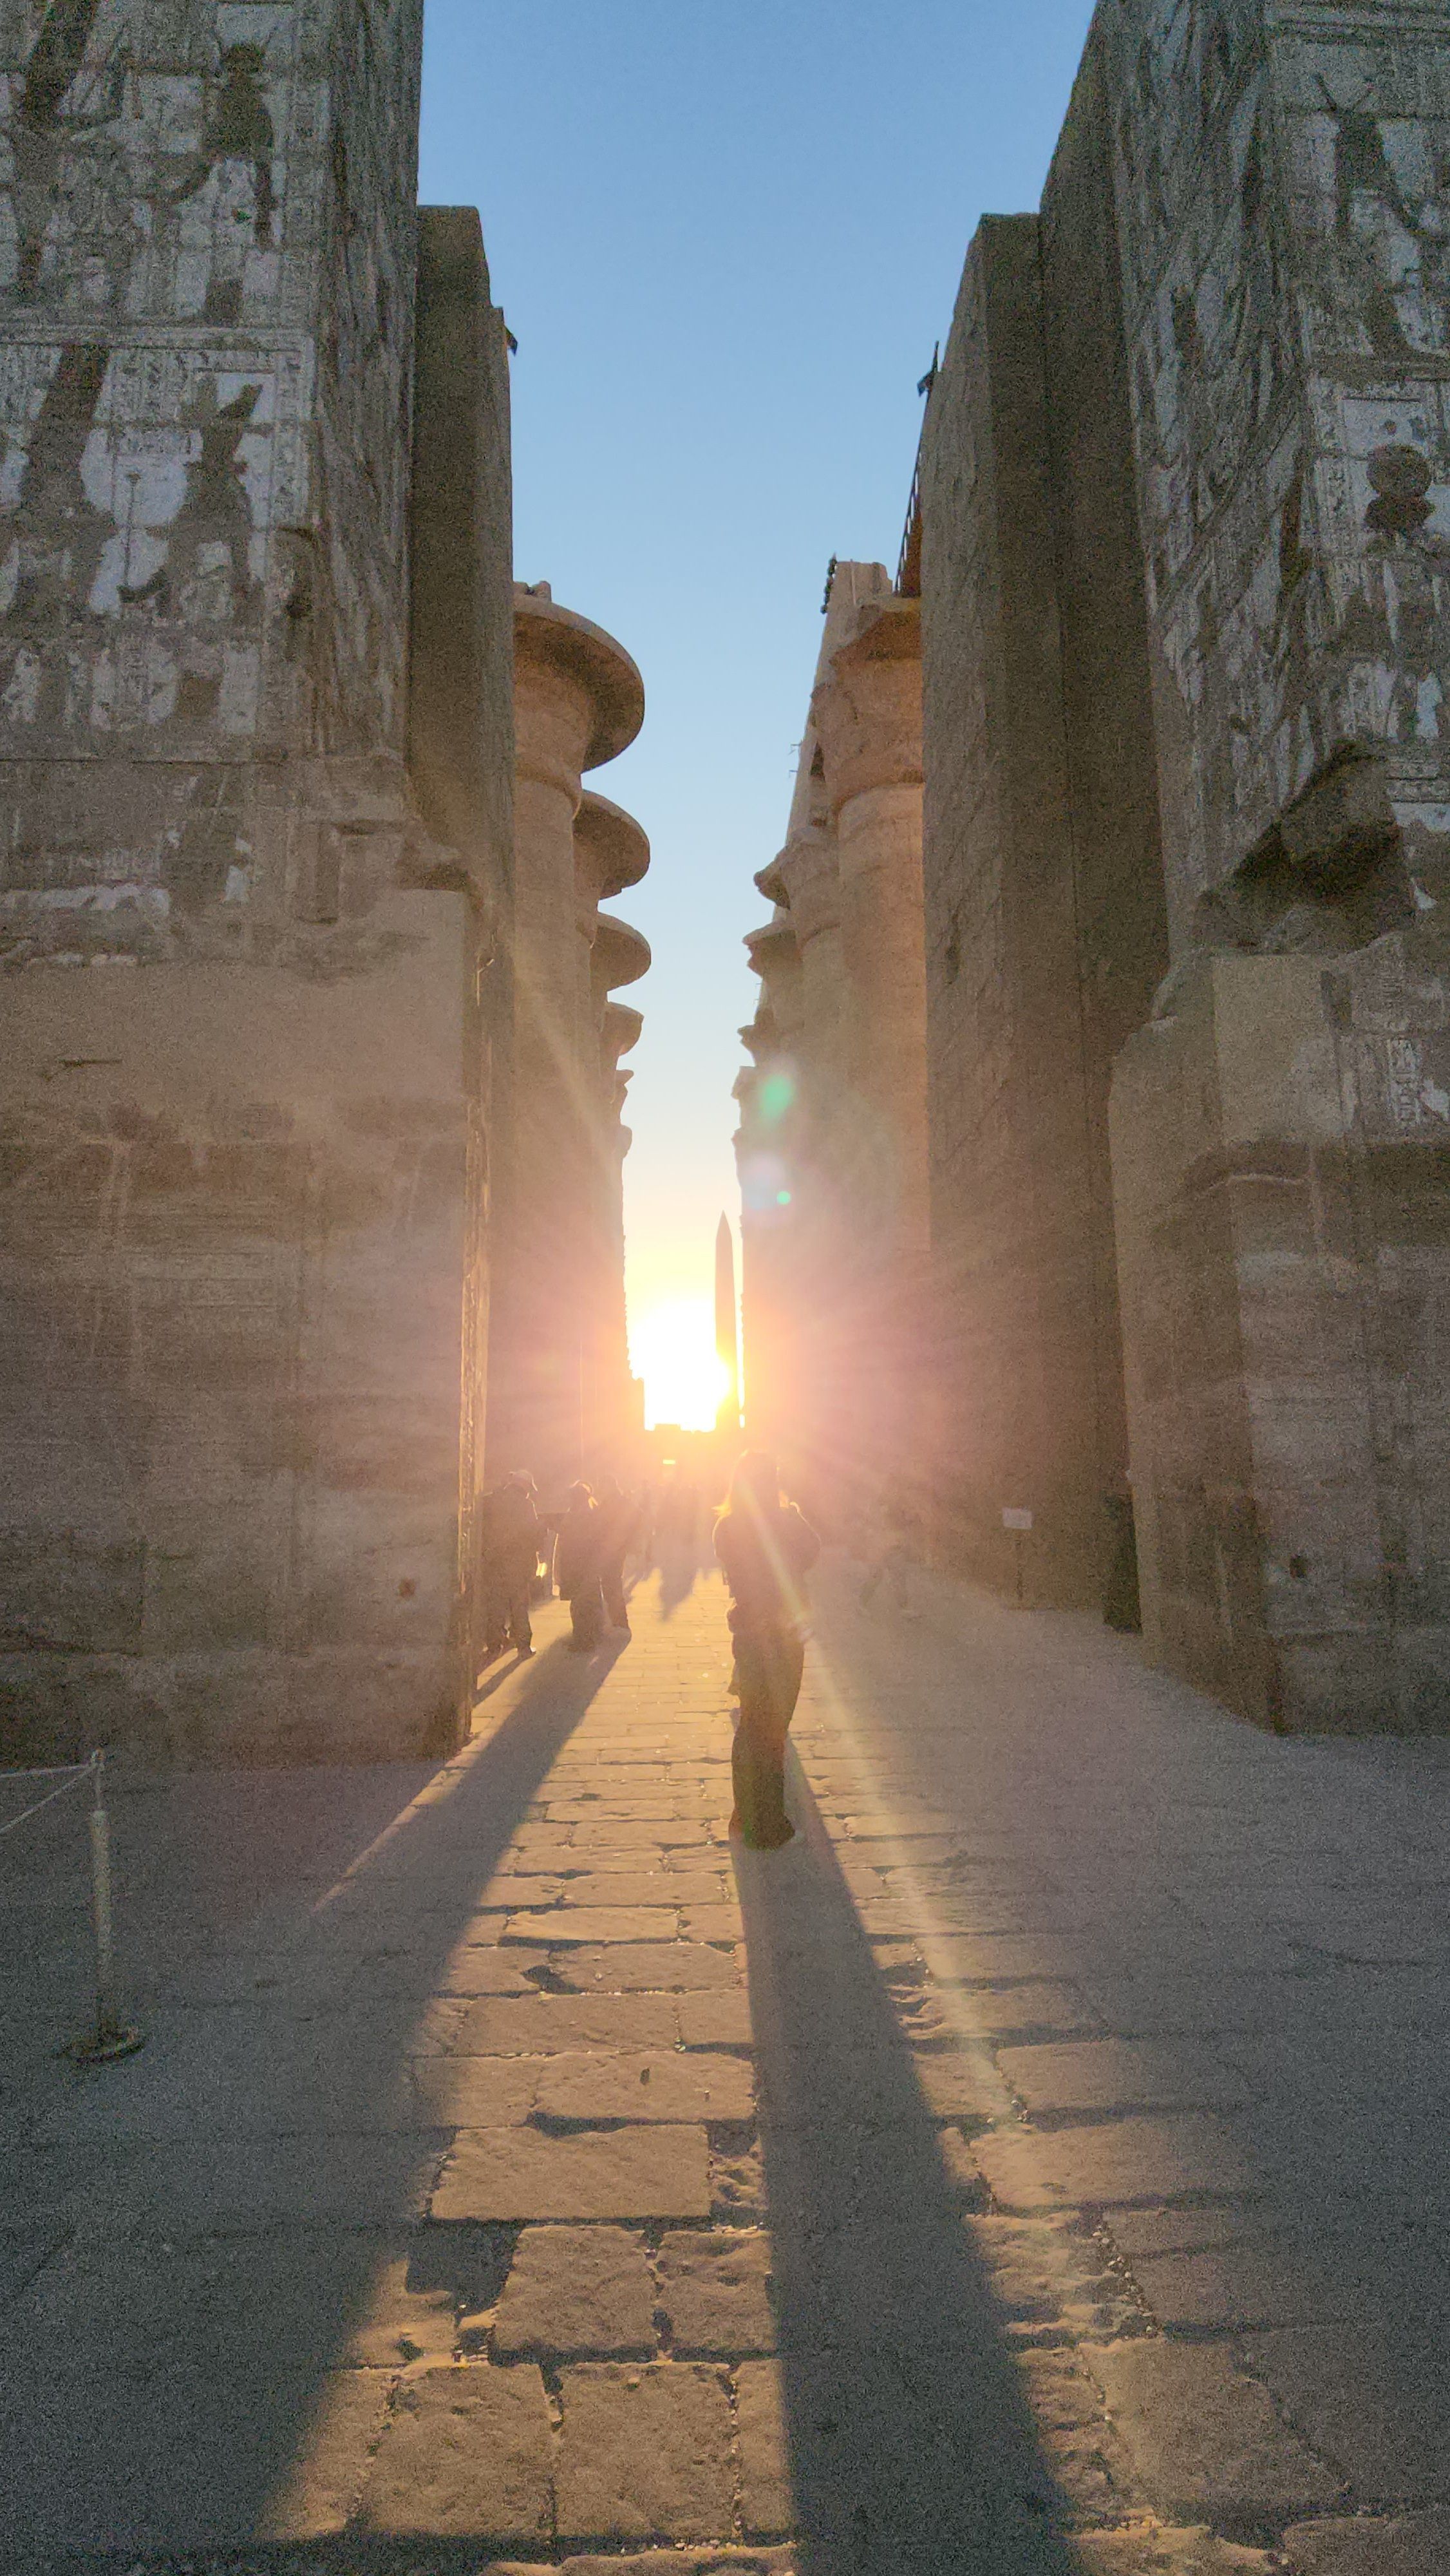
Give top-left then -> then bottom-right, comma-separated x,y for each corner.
594,1473 -> 641,1636
713,1452 -> 820,1850
555,1482 -> 607,1654
479,1470 -> 540,1658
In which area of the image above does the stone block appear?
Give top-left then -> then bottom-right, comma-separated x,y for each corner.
1084,2341 -> 1341,2524
1243,2326 -> 1450,2497
505,1908 -> 683,1944
555,2361 -> 735,2543
1066,2532 -> 1273,2573
997,2042 -> 1247,2117
259,2369 -> 396,2542
487,2555 -> 797,2575
736,2357 -> 794,2537
354,2362 -> 552,2543
1132,2247 -> 1343,2333
1281,2515 -> 1450,2573
976,2116 -> 1258,2211
554,1942 -> 742,1991
936,1979 -> 1100,2038
493,2225 -> 657,2358
453,1993 -> 679,2053
657,2228 -> 777,2354
441,1947 -> 553,1995
410,2056 -> 541,2125
535,2050 -> 755,2123
679,1989 -> 754,2047
431,2125 -> 711,2222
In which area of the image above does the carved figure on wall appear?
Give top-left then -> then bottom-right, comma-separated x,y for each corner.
0,338 -> 114,730
5,0 -> 120,303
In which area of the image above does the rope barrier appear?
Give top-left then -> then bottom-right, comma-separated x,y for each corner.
0,1750 -> 144,2063
0,1762 -> 95,1839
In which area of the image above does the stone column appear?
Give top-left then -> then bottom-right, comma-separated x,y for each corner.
583,916 -> 650,1472
489,586 -> 643,1500
811,594 -> 928,1255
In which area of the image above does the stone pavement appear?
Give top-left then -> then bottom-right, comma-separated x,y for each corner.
3,1546 -> 1450,2573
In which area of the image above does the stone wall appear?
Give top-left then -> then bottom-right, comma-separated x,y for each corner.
1098,0 -> 1450,1725
919,219 -> 1118,1608
0,5 -> 516,1762
912,0 -> 1450,1719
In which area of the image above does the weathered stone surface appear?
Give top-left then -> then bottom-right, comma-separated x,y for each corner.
553,1942 -> 742,1992
493,2225 -> 657,2358
1242,2327 -> 1450,2497
998,2042 -> 1247,2117
505,1908 -> 683,1945
535,2050 -> 755,2123
977,2116 -> 1257,2212
657,2228 -> 777,2354
1066,2532 -> 1272,2574
410,2057 -> 541,2125
1281,2516 -> 1450,2575
431,2124 -> 711,2221
679,1989 -> 755,2047
736,2357 -> 795,2537
453,1993 -> 679,2053
555,2362 -> 736,2543
355,2363 -> 552,2541
487,2555 -> 796,2575
1084,2341 -> 1341,2523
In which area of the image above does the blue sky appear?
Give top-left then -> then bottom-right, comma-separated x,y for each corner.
417,0 -> 1098,1389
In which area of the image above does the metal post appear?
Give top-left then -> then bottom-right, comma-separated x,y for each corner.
71,1752 -> 144,2065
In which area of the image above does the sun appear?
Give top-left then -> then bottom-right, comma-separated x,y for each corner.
630,1298 -> 731,1430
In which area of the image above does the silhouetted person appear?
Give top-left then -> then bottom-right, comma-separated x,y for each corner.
714,1451 -> 820,1849
556,1483 -> 607,1654
594,1474 -> 641,1636
478,1470 -> 540,1658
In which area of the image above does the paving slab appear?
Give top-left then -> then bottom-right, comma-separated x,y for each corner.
452,1991 -> 679,2053
657,2226 -> 777,2353
536,2047 -> 755,2123
430,2123 -> 712,2221
504,1906 -> 684,1944
1281,2515 -> 1450,2573
677,1986 -> 755,2047
553,1940 -> 743,1991
353,2362 -> 552,2543
998,2041 -> 1249,2117
736,2356 -> 795,2537
493,2224 -> 658,2356
977,2116 -> 1260,2212
555,2360 -> 736,2543
1242,2325 -> 1450,2496
1083,2340 -> 1342,2524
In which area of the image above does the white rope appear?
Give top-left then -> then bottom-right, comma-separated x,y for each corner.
1,1760 -> 93,1781
0,1756 -> 97,1841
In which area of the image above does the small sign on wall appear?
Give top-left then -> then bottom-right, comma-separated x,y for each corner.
1001,1508 -> 1033,1531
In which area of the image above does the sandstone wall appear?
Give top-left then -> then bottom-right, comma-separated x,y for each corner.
1098,0 -> 1450,1725
0,4 -> 514,1761
919,218 -> 1111,1606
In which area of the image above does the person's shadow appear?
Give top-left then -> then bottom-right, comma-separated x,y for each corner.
736,1772 -> 1082,2575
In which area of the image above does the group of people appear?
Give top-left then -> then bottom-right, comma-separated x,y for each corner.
476,1471 -> 648,1660
476,1449 -> 832,1854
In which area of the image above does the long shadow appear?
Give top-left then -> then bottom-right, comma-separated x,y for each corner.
737,1770 -> 1082,2576
657,1535 -> 704,1616
0,1636 -> 617,2559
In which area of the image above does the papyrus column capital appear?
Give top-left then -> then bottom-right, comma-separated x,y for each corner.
811,596 -> 923,816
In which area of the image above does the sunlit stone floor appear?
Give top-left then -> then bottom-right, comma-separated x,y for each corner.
3,1547 -> 1449,2573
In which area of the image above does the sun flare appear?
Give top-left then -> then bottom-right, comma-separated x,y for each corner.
630,1298 -> 731,1431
